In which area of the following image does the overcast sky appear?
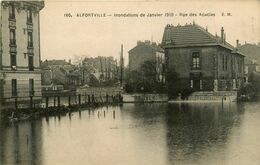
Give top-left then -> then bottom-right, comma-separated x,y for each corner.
40,0 -> 260,64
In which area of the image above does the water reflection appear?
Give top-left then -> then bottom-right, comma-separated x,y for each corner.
0,102 -> 260,165
0,119 -> 43,165
165,103 -> 244,164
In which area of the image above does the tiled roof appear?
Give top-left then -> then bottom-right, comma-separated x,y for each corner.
42,60 -> 71,67
238,43 -> 260,63
148,43 -> 164,53
161,23 -> 239,53
129,41 -> 164,53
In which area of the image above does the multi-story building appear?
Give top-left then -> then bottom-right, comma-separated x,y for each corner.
0,1 -> 44,107
128,40 -> 165,83
82,56 -> 118,83
41,59 -> 81,90
161,23 -> 244,92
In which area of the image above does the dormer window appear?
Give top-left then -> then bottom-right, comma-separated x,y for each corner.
9,3 -> 15,20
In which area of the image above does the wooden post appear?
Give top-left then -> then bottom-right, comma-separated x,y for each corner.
57,96 -> 60,107
46,96 -> 49,108
113,110 -> 115,119
53,96 -> 56,107
88,95 -> 90,103
68,96 -> 71,107
15,97 -> 18,110
84,93 -> 87,104
92,94 -> 95,103
78,94 -> 81,105
30,96 -> 33,109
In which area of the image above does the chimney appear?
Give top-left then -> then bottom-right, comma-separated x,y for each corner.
69,59 -> 71,64
221,27 -> 224,43
236,40 -> 239,48
224,33 -> 226,44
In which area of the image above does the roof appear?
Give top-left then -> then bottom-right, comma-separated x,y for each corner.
129,41 -> 164,53
161,23 -> 244,56
42,60 -> 71,67
238,43 -> 260,63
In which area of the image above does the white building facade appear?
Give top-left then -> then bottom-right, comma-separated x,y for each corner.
0,1 -> 44,108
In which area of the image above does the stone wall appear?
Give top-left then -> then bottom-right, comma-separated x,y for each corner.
123,93 -> 168,103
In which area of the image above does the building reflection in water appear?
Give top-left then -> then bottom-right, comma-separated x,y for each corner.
0,117 -> 42,165
165,102 -> 244,165
0,102 -> 253,165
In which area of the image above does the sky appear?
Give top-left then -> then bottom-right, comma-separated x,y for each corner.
40,0 -> 260,64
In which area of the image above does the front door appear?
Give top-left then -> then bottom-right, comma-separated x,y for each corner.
193,79 -> 200,91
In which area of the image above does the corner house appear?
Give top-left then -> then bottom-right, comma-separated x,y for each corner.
0,1 -> 44,108
161,23 -> 245,93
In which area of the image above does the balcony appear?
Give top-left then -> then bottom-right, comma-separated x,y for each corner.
9,19 -> 16,27
9,40 -> 17,53
9,46 -> 17,53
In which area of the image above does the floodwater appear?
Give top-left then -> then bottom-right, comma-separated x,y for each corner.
0,102 -> 260,165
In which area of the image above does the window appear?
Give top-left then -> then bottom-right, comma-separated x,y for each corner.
10,29 -> 16,45
28,32 -> 33,47
222,54 -> 225,71
192,52 -> 200,69
29,79 -> 34,96
9,3 -> 15,19
28,55 -> 34,71
11,54 -> 16,69
12,79 -> 17,97
222,54 -> 229,71
225,55 -> 228,70
27,9 -> 33,23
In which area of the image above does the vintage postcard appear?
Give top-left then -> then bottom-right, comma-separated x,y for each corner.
0,0 -> 259,165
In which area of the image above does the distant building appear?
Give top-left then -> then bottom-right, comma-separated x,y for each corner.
0,1 -> 44,107
82,56 -> 118,84
128,40 -> 165,83
41,59 -> 81,90
161,23 -> 245,92
244,58 -> 260,83
238,42 -> 260,65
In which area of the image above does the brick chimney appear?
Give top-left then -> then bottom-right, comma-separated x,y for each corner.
224,33 -> 226,44
236,40 -> 239,48
221,27 -> 224,43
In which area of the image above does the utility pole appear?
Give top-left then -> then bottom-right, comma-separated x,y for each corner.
120,44 -> 124,87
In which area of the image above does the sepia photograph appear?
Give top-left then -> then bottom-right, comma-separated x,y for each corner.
0,0 -> 260,164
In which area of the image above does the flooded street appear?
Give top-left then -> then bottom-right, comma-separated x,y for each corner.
0,102 -> 260,165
